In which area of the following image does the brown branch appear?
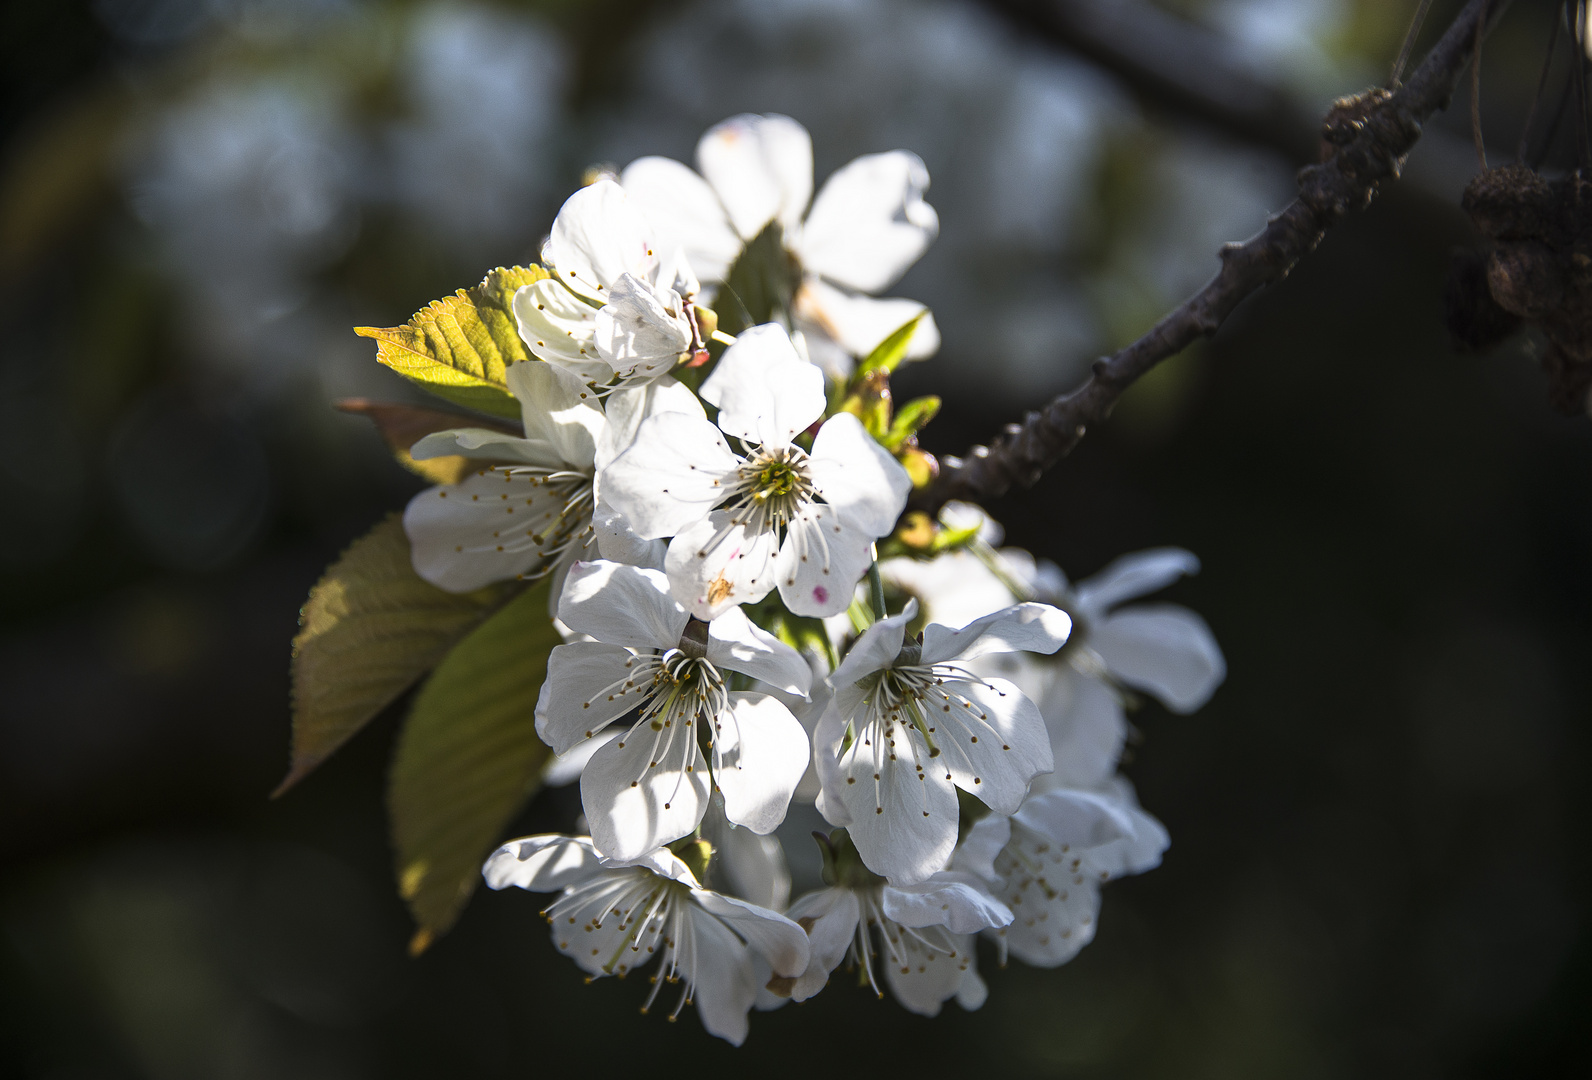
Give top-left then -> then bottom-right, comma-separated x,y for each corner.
916,0 -> 1513,514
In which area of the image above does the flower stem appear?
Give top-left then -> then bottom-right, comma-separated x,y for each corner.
868,561 -> 887,623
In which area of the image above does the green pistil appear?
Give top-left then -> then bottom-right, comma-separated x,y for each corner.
751,461 -> 798,501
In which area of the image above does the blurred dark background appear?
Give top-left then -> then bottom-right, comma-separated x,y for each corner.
2,0 -> 1589,1076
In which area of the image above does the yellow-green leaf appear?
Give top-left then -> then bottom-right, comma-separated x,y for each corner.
277,516 -> 512,796
355,265 -> 549,421
882,394 -> 940,451
850,311 -> 925,387
389,579 -> 559,952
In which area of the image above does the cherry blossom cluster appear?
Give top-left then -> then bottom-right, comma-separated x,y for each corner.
402,115 -> 1225,1044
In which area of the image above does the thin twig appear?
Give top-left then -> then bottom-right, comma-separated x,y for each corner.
1472,1 -> 1490,170
1517,1 -> 1564,163
1392,0 -> 1438,86
915,0 -> 1513,515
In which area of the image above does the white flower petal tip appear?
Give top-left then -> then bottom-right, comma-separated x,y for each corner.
699,324 -> 825,447
1090,605 -> 1226,713
697,113 -> 814,240
1074,547 -> 1202,615
798,150 -> 939,294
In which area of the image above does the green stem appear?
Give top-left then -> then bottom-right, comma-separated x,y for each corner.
868,561 -> 887,623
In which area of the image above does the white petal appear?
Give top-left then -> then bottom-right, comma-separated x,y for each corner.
409,428 -> 550,466
623,847 -> 700,885
1011,788 -> 1137,851
811,698 -> 853,827
542,729 -> 618,787
955,968 -> 988,1011
402,468 -> 588,592
712,692 -> 810,835
952,814 -> 1012,883
593,273 -> 691,380
506,357 -> 605,467
512,279 -> 609,381
990,842 -> 1102,968
591,494 -> 667,570
1038,667 -> 1126,790
556,559 -> 687,650
692,890 -> 810,976
882,871 -> 1013,934
781,887 -> 861,1001
806,412 -> 913,538
594,376 -> 706,474
779,502 -> 877,618
677,904 -> 757,1045
796,151 -> 938,293
699,324 -> 825,448
536,641 -> 650,755
927,677 -> 1054,815
795,279 -> 941,363
1090,605 -> 1225,713
706,607 -> 811,695
482,834 -> 602,892
543,178 -> 657,302
881,924 -> 975,1016
919,602 -> 1072,666
664,512 -> 782,619
1073,547 -> 1201,617
1085,780 -> 1170,877
701,799 -> 791,910
582,720 -> 712,862
833,721 -> 961,885
601,412 -> 740,539
827,600 -> 915,689
620,155 -> 742,284
696,113 -> 812,240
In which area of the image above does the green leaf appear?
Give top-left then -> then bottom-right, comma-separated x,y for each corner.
389,579 -> 560,952
355,265 -> 549,421
882,395 -> 940,451
277,516 -> 513,797
850,311 -> 925,386
716,221 -> 801,335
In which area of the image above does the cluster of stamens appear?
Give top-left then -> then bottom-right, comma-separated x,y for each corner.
722,445 -> 818,534
542,868 -> 702,1019
846,888 -> 967,992
452,465 -> 595,572
843,657 -> 1008,816
581,642 -> 728,802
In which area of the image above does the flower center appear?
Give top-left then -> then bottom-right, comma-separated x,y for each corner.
725,445 -> 816,532
641,649 -> 727,733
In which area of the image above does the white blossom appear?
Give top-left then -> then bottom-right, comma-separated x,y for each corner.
620,113 -> 942,379
483,834 -> 809,1045
955,783 -> 1168,967
536,560 -> 812,862
779,862 -> 1008,1016
813,600 -> 1070,884
401,360 -> 701,599
1002,546 -> 1226,792
512,177 -> 703,389
602,323 -> 911,619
